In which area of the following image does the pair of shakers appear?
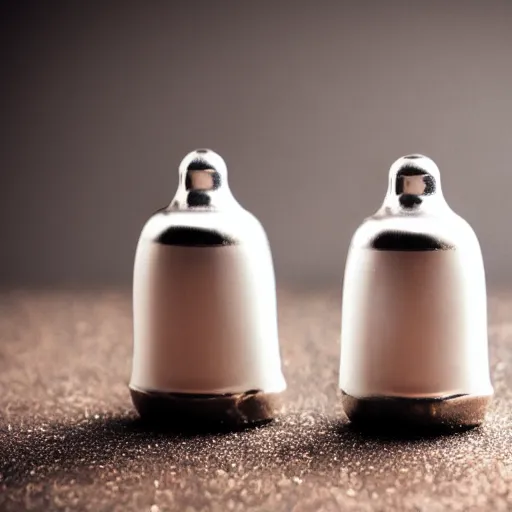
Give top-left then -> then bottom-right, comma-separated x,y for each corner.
129,149 -> 493,431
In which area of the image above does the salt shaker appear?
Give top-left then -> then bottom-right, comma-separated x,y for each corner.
130,149 -> 286,427
339,154 -> 493,429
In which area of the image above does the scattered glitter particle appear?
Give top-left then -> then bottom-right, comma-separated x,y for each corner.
0,289 -> 510,511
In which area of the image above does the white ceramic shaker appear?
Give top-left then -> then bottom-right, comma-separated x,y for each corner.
130,149 -> 286,427
339,154 -> 493,429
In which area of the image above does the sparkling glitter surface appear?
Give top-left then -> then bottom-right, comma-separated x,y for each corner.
0,288 -> 511,511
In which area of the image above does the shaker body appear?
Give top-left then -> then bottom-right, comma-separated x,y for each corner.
131,239 -> 286,396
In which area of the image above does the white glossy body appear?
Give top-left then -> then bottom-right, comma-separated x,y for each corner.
339,155 -> 493,400
341,248 -> 492,398
131,234 -> 285,395
130,150 -> 286,396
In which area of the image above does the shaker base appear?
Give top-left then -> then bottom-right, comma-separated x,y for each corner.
130,387 -> 281,429
341,391 -> 492,431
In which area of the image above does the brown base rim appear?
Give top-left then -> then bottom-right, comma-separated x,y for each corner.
130,387 -> 281,428
341,391 -> 492,430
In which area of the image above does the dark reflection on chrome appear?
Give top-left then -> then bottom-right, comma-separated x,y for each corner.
399,194 -> 423,209
370,231 -> 453,251
156,226 -> 237,246
341,391 -> 491,430
186,191 -> 211,207
186,159 -> 216,171
393,160 -> 438,208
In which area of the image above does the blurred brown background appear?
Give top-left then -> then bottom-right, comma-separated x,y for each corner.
1,0 -> 511,287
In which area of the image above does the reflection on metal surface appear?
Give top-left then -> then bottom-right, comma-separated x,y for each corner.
351,155 -> 458,251
341,391 -> 492,430
370,231 -> 453,251
156,226 -> 236,247
173,148 -> 231,212
130,388 -> 281,430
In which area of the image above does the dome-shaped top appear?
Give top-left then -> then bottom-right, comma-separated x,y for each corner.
178,149 -> 228,180
350,154 -> 478,251
170,149 -> 235,210
384,154 -> 444,211
138,149 -> 266,247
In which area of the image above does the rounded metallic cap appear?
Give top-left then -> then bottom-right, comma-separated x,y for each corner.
387,154 -> 442,209
179,149 -> 227,178
174,149 -> 229,209
389,154 -> 441,180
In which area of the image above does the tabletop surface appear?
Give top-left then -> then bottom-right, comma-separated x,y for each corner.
0,287 -> 510,512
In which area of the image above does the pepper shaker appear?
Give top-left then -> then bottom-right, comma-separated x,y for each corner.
339,154 -> 493,429
130,149 -> 286,427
